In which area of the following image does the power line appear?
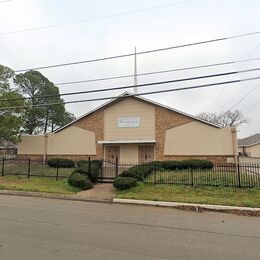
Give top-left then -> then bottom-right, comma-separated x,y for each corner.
0,0 -> 13,3
228,84 -> 260,110
207,40 -> 260,109
245,99 -> 260,114
55,56 -> 260,86
3,67 -> 260,102
0,0 -> 195,36
12,30 -> 260,73
1,75 -> 260,110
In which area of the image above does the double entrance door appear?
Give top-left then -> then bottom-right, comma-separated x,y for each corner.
105,145 -> 154,164
105,146 -> 120,162
138,146 -> 154,164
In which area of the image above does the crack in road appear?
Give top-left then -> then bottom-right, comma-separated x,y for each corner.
108,221 -> 260,239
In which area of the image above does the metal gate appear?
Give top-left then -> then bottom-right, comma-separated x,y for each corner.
98,160 -> 118,183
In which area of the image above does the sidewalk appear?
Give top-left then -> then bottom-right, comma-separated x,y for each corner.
0,183 -> 115,203
76,183 -> 115,202
0,186 -> 260,216
113,198 -> 260,216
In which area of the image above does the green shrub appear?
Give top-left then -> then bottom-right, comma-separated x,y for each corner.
68,172 -> 93,190
77,159 -> 102,169
77,160 -> 89,168
113,177 -> 137,190
91,160 -> 103,168
88,164 -> 100,184
182,159 -> 214,170
74,163 -> 100,184
120,159 -> 214,181
120,164 -> 153,181
48,158 -> 75,168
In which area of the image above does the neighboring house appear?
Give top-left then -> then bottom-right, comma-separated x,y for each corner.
0,141 -> 17,159
0,147 -> 17,158
17,92 -> 238,163
238,134 -> 260,158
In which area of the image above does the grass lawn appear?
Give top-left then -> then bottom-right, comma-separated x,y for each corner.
145,169 -> 260,188
0,176 -> 80,194
2,161 -> 73,178
116,183 -> 260,208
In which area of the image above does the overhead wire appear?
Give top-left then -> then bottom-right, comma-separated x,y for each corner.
3,67 -> 260,102
55,56 -> 260,86
0,0 -> 195,36
228,84 -> 260,110
10,30 -> 260,73
1,75 -> 260,110
207,40 -> 260,110
244,99 -> 260,114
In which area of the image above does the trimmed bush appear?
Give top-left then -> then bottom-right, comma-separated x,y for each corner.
145,160 -> 213,170
88,164 -> 100,184
68,172 -> 93,190
113,177 -> 137,190
77,159 -> 102,169
120,164 -> 153,181
91,160 -> 103,168
74,163 -> 100,184
48,158 -> 75,168
181,159 -> 214,170
77,160 -> 89,168
120,159 -> 214,180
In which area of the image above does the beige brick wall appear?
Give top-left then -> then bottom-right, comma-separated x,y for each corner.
17,154 -> 44,161
17,98 -> 235,163
104,97 -> 155,140
162,155 -> 232,163
17,154 -> 99,162
17,154 -> 231,163
155,106 -> 192,161
73,109 -> 104,160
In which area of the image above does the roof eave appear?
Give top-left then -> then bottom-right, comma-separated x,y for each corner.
54,92 -> 221,133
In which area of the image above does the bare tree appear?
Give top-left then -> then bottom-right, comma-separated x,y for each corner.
197,110 -> 248,128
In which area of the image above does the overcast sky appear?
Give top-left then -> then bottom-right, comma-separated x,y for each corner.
1,0 -> 260,138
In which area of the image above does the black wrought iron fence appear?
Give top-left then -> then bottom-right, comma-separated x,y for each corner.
0,158 -> 72,180
1,157 -> 260,188
142,163 -> 260,188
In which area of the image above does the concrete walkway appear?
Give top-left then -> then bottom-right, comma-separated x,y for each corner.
76,183 -> 115,202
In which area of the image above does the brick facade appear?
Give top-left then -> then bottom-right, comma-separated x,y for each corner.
18,97 -> 235,163
17,154 -> 44,161
154,105 -> 193,161
162,155 -> 233,164
73,109 -> 104,160
17,154 -> 232,163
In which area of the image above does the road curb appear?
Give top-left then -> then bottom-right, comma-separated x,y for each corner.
0,190 -> 113,204
1,190 -> 259,216
113,198 -> 260,216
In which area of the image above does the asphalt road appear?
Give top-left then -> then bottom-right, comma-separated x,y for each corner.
0,196 -> 259,260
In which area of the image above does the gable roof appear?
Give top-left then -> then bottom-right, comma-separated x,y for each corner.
238,134 -> 260,147
54,92 -> 221,133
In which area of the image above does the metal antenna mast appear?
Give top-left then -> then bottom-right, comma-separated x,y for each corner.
134,46 -> 138,94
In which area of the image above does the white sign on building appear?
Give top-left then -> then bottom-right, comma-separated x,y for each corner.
118,117 -> 140,128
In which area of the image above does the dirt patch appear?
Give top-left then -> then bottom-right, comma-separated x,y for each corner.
174,205 -> 260,217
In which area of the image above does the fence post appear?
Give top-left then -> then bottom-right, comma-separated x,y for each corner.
153,162 -> 157,184
27,158 -> 31,179
115,157 -> 118,178
237,163 -> 241,188
88,157 -> 91,176
190,167 -> 194,186
100,162 -> 103,183
56,159 -> 59,181
1,157 -> 5,176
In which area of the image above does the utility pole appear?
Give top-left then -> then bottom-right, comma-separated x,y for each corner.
134,46 -> 138,94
